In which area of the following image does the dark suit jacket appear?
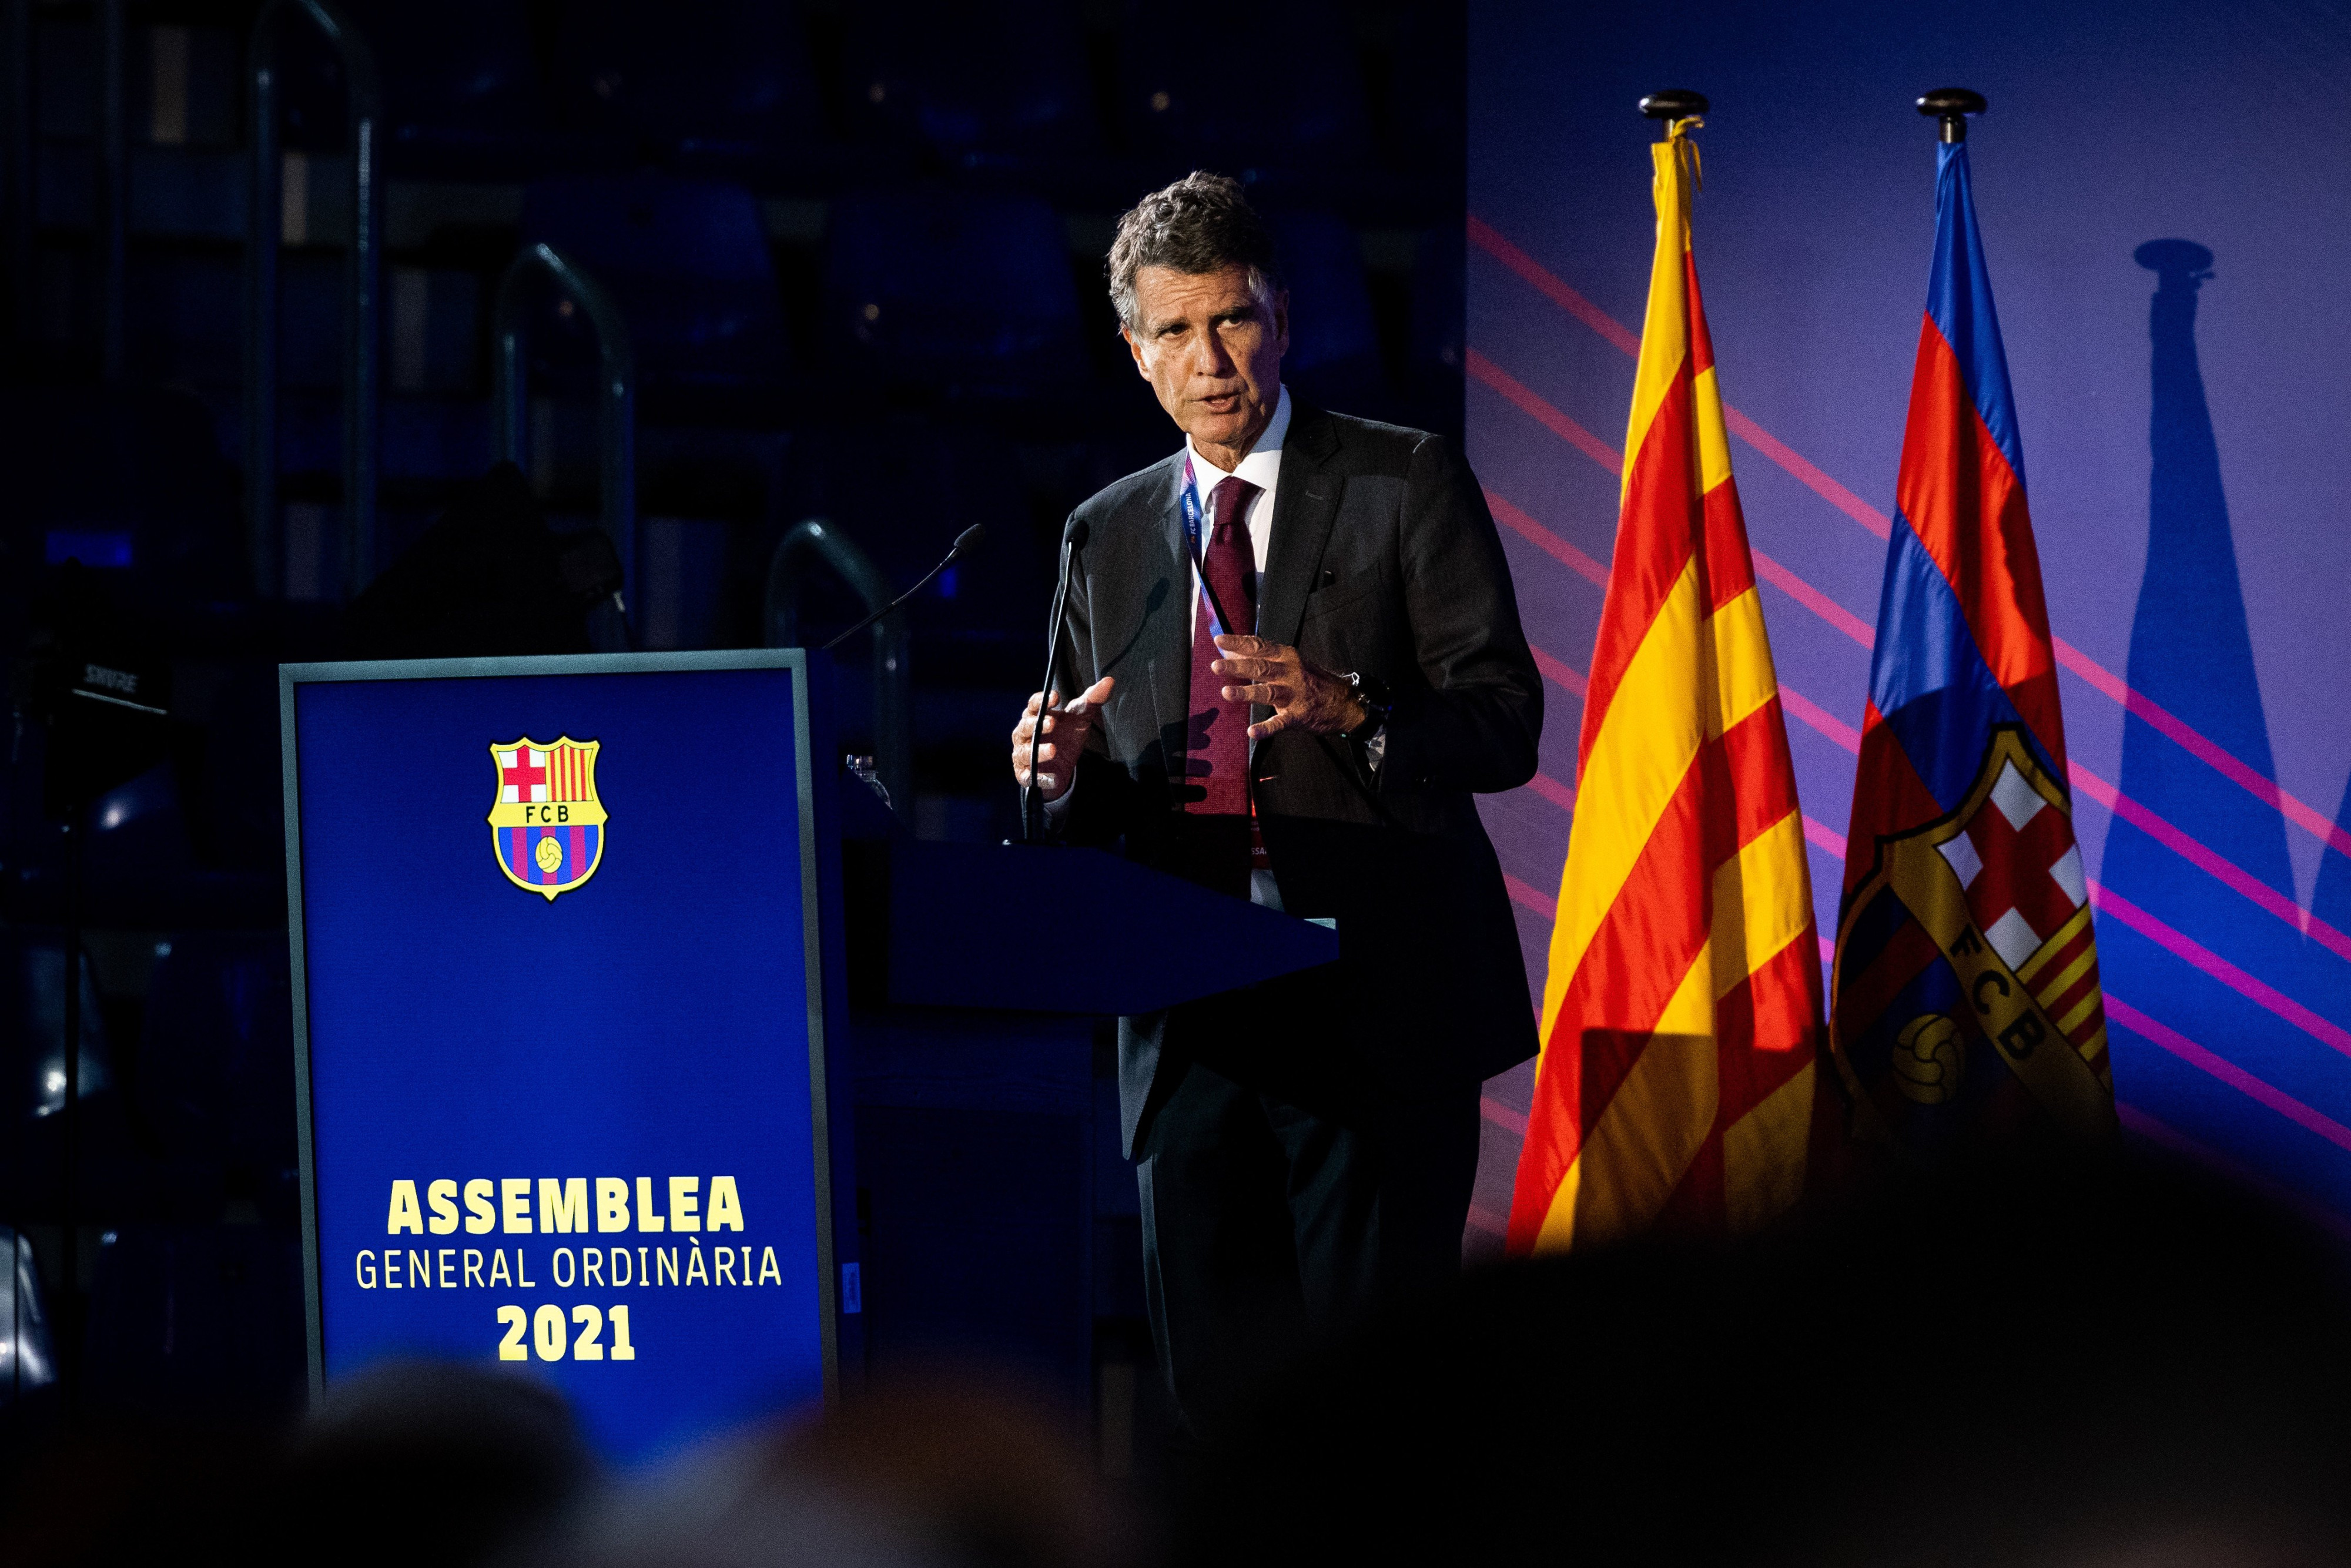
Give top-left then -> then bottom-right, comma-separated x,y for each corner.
1054,401 -> 1544,1153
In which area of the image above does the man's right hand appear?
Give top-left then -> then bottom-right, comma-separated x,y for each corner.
1010,676 -> 1115,801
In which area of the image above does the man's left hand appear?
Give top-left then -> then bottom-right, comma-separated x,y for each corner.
1211,634 -> 1369,742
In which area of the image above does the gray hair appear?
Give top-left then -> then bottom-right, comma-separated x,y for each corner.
1106,170 -> 1282,333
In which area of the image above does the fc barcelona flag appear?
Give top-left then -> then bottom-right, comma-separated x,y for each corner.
1507,119 -> 1824,1256
1830,138 -> 2115,1144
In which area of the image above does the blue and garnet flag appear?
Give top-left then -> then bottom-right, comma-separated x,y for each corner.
487,736 -> 606,901
1830,140 -> 2115,1147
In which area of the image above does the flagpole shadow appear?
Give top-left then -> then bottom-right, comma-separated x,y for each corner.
2105,239 -> 2308,1064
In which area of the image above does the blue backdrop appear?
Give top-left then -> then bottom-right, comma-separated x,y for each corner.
1466,0 -> 2351,1241
289,658 -> 837,1463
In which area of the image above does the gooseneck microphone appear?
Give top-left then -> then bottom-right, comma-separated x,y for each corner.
820,523 -> 989,651
1023,515 -> 1090,842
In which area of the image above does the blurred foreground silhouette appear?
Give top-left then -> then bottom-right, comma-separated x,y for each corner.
1180,1148 -> 2351,1566
7,1151 -> 2347,1568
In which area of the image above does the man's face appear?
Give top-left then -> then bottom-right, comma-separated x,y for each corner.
1123,263 -> 1289,457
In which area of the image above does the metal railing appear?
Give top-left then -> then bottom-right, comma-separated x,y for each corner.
243,0 -> 380,601
492,242 -> 637,616
3,0 -> 123,377
765,520 -> 910,815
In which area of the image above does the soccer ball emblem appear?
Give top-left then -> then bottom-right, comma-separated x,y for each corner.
1891,1014 -> 1964,1104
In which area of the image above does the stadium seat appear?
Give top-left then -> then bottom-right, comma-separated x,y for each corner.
0,929 -> 175,1222
836,0 -> 1103,169
821,190 -> 1090,403
1117,0 -> 1373,177
341,0 -> 553,179
1383,0 -> 1468,178
520,173 -> 793,417
137,932 -> 297,1177
2,742 -> 281,933
249,1 -> 562,179
781,420 -> 1046,690
551,0 -> 825,166
0,930 -> 113,1127
0,384 -> 242,605
1264,210 -> 1388,410
83,1223 -> 306,1418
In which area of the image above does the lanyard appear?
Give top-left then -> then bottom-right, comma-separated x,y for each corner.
1180,454 -> 1244,638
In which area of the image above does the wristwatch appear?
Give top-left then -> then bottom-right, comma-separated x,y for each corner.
1341,671 -> 1392,739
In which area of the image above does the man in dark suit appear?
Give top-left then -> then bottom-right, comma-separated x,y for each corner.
1009,172 -> 1542,1436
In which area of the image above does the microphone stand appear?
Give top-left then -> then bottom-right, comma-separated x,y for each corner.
1023,518 -> 1088,843
822,524 -> 987,652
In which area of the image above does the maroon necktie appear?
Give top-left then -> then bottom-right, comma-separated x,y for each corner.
1182,474 -> 1260,819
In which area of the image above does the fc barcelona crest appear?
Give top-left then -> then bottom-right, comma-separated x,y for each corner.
1833,726 -> 2114,1139
487,737 -> 607,901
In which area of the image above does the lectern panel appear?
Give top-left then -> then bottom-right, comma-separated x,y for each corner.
280,652 -> 840,1465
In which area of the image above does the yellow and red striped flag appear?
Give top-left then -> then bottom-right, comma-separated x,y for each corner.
1506,120 -> 1826,1255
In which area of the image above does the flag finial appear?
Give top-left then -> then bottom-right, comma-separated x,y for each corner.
1639,88 -> 1708,129
1917,87 -> 1986,143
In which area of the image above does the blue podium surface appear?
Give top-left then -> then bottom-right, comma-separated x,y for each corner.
280,651 -> 848,1466
868,840 -> 1341,1014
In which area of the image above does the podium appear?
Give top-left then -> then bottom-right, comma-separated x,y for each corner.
280,649 -> 1334,1463
849,833 -> 1337,1015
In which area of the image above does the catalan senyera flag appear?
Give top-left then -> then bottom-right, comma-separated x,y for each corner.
1829,138 -> 2115,1145
1506,122 -> 1824,1256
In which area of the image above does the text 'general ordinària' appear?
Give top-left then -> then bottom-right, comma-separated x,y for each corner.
356,1176 -> 792,1365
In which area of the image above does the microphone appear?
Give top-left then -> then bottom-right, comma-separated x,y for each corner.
820,524 -> 988,651
1023,516 -> 1090,843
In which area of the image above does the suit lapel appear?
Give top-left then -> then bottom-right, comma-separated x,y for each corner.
1255,401 -> 1343,648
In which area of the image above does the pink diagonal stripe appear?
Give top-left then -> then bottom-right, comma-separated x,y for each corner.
2069,763 -> 2351,964
1485,488 -> 1609,587
2053,638 -> 2351,862
1468,210 -> 2346,867
1481,1095 -> 1531,1135
1530,643 -> 1589,699
1803,815 -> 1847,859
2106,996 -> 2351,1155
1469,211 -> 1894,538
1466,348 -> 1623,477
1506,872 -> 1558,920
1468,215 -> 1642,356
1780,686 -> 1862,755
1751,547 -> 1876,648
1478,357 -> 2343,950
1465,1203 -> 1512,1236
1492,438 -> 2319,956
2090,882 -> 2351,1057
1525,770 -> 1577,813
1720,405 -> 1894,540
2117,1098 -> 2351,1242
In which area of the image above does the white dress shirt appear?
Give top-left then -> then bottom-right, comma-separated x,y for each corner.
1185,389 -> 1291,909
1187,387 -> 1385,781
1182,384 -> 1290,588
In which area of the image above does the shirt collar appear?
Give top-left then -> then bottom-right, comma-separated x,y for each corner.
1184,385 -> 1290,494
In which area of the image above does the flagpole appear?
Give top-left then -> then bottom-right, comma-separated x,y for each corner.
1917,87 -> 1986,143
